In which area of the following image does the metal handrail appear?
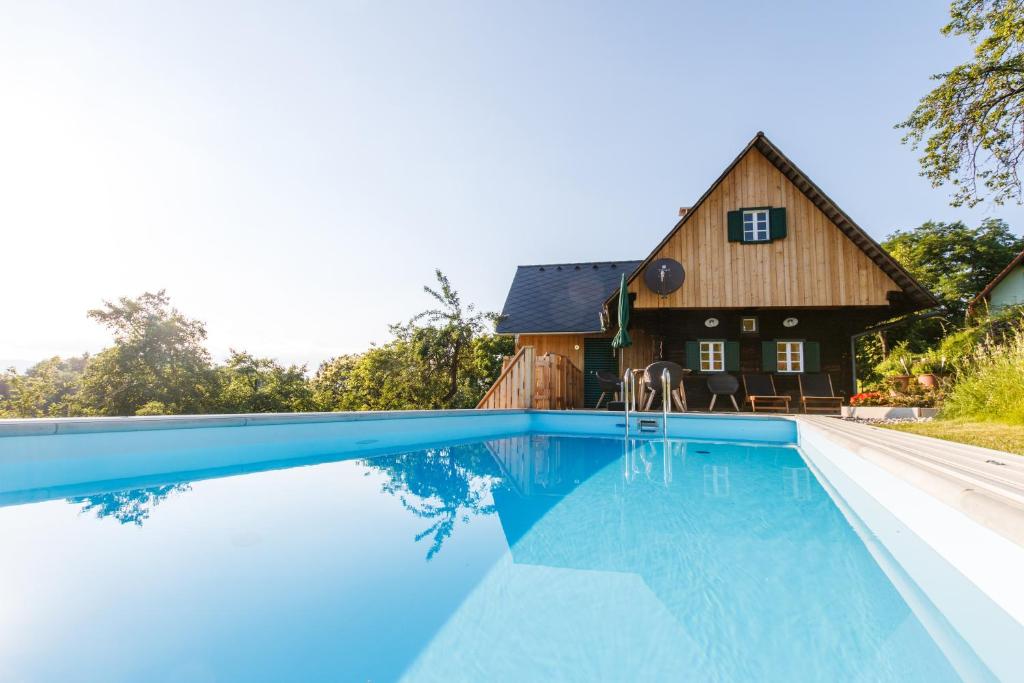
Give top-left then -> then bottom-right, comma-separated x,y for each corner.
622,368 -> 634,438
661,367 -> 671,439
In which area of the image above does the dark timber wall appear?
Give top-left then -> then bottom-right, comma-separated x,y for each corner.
630,308 -> 883,411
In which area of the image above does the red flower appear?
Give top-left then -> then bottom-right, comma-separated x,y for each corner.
850,392 -> 882,406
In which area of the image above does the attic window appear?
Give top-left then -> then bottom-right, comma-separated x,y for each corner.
742,210 -> 770,242
728,208 -> 787,243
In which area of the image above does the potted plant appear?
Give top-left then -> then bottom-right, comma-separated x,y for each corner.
876,343 -> 914,393
912,351 -> 947,388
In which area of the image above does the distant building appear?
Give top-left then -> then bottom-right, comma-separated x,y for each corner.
970,249 -> 1024,315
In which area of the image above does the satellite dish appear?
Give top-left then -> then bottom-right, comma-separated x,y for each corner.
643,258 -> 685,296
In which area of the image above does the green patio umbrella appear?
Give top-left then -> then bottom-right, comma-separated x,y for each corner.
611,273 -> 632,352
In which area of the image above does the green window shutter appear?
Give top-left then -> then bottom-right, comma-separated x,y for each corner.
761,341 -> 776,372
685,341 -> 700,371
804,341 -> 821,372
725,341 -> 740,372
727,211 -> 743,242
769,207 -> 787,240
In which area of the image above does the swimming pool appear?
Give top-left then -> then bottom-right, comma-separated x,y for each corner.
0,411 -> 1017,681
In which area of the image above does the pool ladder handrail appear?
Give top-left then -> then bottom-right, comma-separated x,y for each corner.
622,368 -> 635,437
661,367 -> 671,439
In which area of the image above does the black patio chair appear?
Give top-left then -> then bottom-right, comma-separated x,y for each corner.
594,370 -> 622,409
641,361 -> 688,412
706,373 -> 740,412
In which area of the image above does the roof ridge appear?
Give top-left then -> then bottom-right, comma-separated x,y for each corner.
516,259 -> 642,269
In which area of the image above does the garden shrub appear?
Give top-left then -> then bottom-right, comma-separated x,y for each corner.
941,317 -> 1024,424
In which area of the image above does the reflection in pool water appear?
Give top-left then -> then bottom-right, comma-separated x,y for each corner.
361,445 -> 502,559
2,433 -> 977,681
70,483 -> 192,525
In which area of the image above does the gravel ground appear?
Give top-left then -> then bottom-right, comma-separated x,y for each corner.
842,416 -> 936,426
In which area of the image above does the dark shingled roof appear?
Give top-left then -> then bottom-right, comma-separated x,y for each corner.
496,261 -> 642,334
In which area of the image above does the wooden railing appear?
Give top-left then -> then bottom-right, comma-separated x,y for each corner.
476,347 -> 584,410
477,346 -> 534,409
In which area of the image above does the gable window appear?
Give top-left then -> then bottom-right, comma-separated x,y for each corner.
700,340 -> 725,372
776,341 -> 803,373
727,208 -> 787,243
742,210 -> 770,242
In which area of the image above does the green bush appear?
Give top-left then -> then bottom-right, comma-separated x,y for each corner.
941,318 -> 1024,424
874,342 -> 915,378
135,401 -> 169,416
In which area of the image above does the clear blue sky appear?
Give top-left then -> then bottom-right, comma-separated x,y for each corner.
2,1 -> 1021,371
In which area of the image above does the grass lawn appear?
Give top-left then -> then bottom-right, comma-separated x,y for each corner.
879,420 -> 1024,456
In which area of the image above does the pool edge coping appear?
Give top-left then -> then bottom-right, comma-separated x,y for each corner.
795,415 -> 1024,547
0,409 -> 794,438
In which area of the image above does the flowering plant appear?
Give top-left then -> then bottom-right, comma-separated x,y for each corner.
849,392 -> 885,406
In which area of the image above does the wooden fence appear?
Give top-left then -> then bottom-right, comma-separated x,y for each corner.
476,347 -> 584,410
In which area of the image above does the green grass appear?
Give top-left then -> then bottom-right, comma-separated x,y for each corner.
879,420 -> 1024,456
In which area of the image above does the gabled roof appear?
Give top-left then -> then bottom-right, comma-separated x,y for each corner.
496,261 -> 641,334
970,248 -> 1024,309
608,132 -> 939,310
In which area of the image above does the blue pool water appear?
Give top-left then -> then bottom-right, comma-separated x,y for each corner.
0,430 -> 974,681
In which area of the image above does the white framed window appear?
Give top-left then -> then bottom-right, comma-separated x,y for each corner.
741,317 -> 758,333
700,340 -> 725,372
776,341 -> 803,373
742,209 -> 770,242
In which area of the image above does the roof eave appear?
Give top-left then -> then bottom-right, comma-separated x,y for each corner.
969,248 -> 1024,308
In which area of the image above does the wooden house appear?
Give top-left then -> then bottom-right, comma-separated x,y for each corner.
480,132 -> 937,411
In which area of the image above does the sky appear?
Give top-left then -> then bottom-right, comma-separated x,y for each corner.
2,1 -> 1023,372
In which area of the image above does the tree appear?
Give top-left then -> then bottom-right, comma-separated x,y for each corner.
0,355 -> 88,417
217,350 -> 314,413
76,291 -> 217,416
397,269 -> 514,408
310,354 -> 361,411
311,271 -> 514,411
900,0 -> 1024,206
883,218 -> 1024,321
853,218 -> 1024,387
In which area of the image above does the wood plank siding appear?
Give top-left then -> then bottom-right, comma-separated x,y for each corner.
627,147 -> 900,309
516,331 -> 657,376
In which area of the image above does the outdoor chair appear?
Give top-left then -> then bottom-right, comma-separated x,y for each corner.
706,373 -> 740,412
641,361 -> 688,412
798,373 -> 845,414
594,370 -> 622,409
741,373 -> 792,413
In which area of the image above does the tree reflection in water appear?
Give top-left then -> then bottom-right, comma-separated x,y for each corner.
363,444 -> 502,560
70,483 -> 191,526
